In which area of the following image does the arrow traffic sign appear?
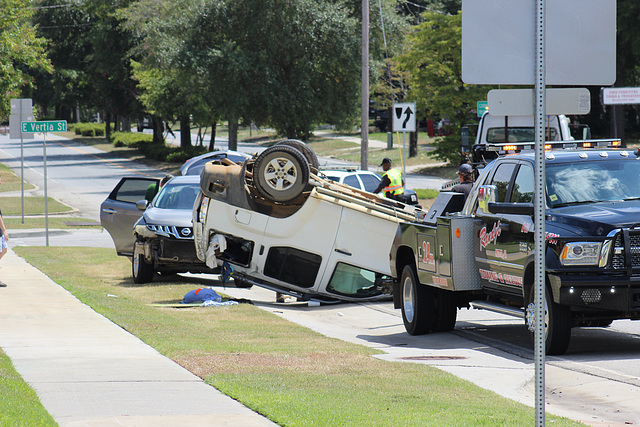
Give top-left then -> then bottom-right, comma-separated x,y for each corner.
392,102 -> 416,132
21,120 -> 67,133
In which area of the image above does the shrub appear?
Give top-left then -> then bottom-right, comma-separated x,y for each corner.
111,131 -> 153,147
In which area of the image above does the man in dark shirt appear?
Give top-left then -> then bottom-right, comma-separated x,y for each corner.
450,163 -> 474,201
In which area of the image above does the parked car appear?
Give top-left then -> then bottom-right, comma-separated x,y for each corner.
320,169 -> 420,206
100,175 -> 216,283
136,117 -> 153,132
180,150 -> 252,176
192,140 -> 423,302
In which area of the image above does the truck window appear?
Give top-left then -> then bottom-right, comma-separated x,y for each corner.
487,127 -> 558,143
511,165 -> 534,203
489,163 -> 517,202
264,247 -> 322,288
326,263 -> 383,297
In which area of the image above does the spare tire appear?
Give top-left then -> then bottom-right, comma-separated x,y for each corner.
253,145 -> 310,202
275,139 -> 319,172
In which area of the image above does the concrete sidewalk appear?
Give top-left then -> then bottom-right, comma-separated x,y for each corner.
0,249 -> 276,427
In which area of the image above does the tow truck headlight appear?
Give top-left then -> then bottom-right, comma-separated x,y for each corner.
560,242 -> 602,266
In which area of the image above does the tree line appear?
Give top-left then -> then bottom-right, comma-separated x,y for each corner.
2,0 -> 640,163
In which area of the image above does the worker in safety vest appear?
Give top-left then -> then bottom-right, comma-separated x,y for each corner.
373,157 -> 405,201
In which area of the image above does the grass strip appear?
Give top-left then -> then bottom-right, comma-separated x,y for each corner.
4,217 -> 100,229
0,349 -> 57,426
15,246 -> 583,427
0,163 -> 35,192
0,197 -> 73,216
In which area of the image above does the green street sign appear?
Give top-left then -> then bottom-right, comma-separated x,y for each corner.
477,101 -> 489,118
21,120 -> 67,133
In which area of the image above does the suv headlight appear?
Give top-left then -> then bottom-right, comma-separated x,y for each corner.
560,242 -> 603,266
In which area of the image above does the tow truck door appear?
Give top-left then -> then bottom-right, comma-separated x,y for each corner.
498,162 -> 535,291
474,162 -> 517,293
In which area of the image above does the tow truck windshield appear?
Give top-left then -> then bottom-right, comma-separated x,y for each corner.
546,157 -> 640,208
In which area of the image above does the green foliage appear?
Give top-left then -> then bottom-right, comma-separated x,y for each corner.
71,122 -> 108,137
111,131 -> 153,147
397,12 -> 491,164
414,188 -> 440,199
125,0 -> 365,140
110,131 -> 206,162
0,0 -> 53,121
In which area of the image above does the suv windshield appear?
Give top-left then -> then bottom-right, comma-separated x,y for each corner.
546,159 -> 640,207
154,183 -> 199,209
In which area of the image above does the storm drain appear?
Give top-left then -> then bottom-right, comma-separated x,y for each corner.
399,355 -> 467,361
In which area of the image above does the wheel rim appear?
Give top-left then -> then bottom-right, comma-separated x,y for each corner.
133,254 -> 140,277
262,157 -> 298,191
526,296 -> 549,337
402,275 -> 415,323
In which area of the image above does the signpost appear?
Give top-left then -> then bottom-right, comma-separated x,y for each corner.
392,102 -> 416,181
19,120 -> 67,246
9,99 -> 34,224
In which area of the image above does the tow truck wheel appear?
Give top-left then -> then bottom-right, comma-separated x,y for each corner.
401,265 -> 433,335
526,284 -> 571,355
132,243 -> 154,284
254,145 -> 310,203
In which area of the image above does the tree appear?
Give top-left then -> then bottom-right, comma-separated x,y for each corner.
125,0 -> 369,144
0,0 -> 52,120
397,11 -> 490,164
32,0 -> 91,122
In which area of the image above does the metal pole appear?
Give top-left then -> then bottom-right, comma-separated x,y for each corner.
43,133 -> 49,247
402,132 -> 406,180
20,127 -> 25,225
534,0 -> 546,425
361,0 -> 369,171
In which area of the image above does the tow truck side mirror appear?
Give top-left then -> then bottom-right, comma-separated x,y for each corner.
477,185 -> 497,212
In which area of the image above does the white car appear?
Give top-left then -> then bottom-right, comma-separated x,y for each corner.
192,140 -> 422,302
321,169 -> 420,205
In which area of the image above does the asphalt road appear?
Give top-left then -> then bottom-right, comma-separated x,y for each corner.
2,131 -> 640,424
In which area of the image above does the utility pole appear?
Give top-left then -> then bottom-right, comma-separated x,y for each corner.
361,0 -> 369,170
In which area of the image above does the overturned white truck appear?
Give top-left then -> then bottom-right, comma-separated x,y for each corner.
192,140 -> 422,302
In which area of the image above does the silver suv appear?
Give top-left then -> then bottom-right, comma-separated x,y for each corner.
101,175 -> 216,283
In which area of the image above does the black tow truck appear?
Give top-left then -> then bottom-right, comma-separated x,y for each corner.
390,142 -> 640,355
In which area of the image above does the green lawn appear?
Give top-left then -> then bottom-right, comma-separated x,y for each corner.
14,246 -> 584,427
0,349 -> 56,426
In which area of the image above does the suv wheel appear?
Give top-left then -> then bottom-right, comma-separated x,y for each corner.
132,244 -> 154,284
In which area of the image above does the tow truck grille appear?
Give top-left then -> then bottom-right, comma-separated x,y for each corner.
612,232 -> 640,271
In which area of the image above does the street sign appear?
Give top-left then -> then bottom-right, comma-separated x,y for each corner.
462,0 -> 615,85
601,87 -> 640,105
21,120 -> 67,133
487,88 -> 591,116
477,101 -> 488,118
392,102 -> 416,132
10,98 -> 33,139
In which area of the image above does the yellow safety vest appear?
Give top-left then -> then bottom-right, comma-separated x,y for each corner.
382,168 -> 404,196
